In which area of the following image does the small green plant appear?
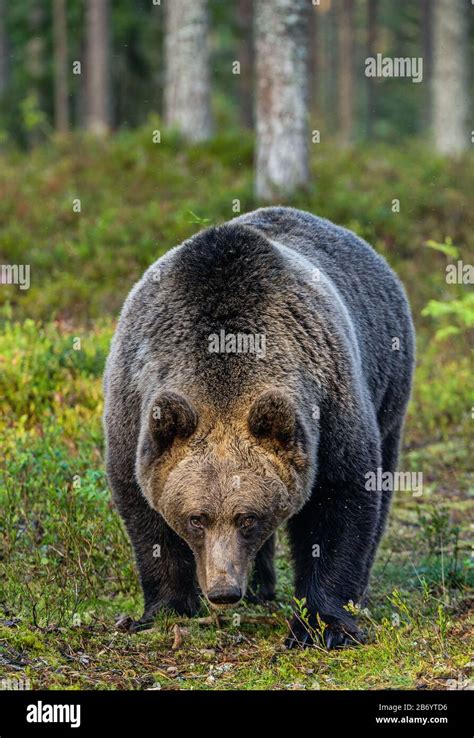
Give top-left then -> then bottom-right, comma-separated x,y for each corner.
424,237 -> 459,259
422,239 -> 474,341
416,505 -> 469,591
186,210 -> 212,227
291,597 -> 326,647
387,589 -> 412,627
437,603 -> 449,648
20,92 -> 50,140
422,293 -> 474,341
417,506 -> 460,556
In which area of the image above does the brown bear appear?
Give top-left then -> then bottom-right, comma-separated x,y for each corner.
103,207 -> 414,648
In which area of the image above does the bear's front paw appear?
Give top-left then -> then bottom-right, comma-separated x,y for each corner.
115,612 -> 158,633
115,613 -> 157,633
285,614 -> 314,649
323,623 -> 363,650
115,614 -> 136,632
285,614 -> 362,650
115,595 -> 201,633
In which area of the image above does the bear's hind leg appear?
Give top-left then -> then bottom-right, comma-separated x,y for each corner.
378,423 -> 403,537
362,422 -> 404,596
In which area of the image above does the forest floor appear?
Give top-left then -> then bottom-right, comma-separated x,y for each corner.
0,127 -> 472,690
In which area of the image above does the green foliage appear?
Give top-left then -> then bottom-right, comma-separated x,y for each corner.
0,320 -> 133,631
20,92 -> 49,137
424,238 -> 459,260
422,293 -> 474,341
0,319 -> 112,423
422,238 -> 474,341
417,505 -> 460,554
0,129 -> 473,325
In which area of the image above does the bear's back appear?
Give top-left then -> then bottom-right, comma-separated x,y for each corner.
108,208 -> 414,418
231,207 -> 415,410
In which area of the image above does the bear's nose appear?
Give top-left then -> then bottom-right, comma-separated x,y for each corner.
207,584 -> 242,605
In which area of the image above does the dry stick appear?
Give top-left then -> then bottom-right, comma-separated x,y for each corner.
179,615 -> 278,627
115,613 -> 280,634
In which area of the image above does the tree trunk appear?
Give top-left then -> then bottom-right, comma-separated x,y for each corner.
85,0 -> 110,136
255,0 -> 310,200
337,0 -> 354,146
25,4 -> 46,147
421,0 -> 433,132
432,0 -> 468,155
53,0 -> 69,133
236,0 -> 253,129
0,0 -> 8,97
309,1 -> 321,122
366,0 -> 377,139
164,0 -> 213,142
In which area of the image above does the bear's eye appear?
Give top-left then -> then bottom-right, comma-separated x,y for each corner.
189,514 -> 206,531
239,515 -> 257,530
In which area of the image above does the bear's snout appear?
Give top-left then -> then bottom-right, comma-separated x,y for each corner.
196,530 -> 249,607
207,583 -> 242,606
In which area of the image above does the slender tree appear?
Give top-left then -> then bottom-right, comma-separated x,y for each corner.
337,0 -> 354,146
309,1 -> 321,122
164,0 -> 213,142
53,0 -> 69,133
85,0 -> 110,135
432,0 -> 468,154
236,0 -> 253,129
421,0 -> 433,132
366,0 -> 377,139
25,4 -> 46,146
0,0 -> 7,97
255,0 -> 310,200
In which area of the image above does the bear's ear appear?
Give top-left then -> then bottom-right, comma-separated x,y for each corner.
148,391 -> 198,456
248,390 -> 299,446
248,390 -> 308,471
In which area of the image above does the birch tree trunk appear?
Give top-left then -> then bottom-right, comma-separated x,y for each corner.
337,0 -> 354,146
164,0 -> 213,142
432,0 -> 468,155
255,0 -> 310,200
85,0 -> 110,136
236,0 -> 253,129
53,0 -> 69,133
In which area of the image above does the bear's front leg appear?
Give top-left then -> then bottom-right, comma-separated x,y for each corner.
286,460 -> 381,650
247,534 -> 276,604
110,473 -> 201,631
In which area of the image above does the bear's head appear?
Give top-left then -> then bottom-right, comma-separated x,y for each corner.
136,389 -> 312,607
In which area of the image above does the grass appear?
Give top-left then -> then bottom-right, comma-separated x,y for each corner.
0,124 -> 472,690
